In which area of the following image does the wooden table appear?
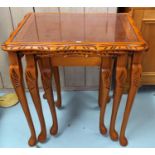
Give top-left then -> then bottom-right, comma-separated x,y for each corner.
1,12 -> 148,146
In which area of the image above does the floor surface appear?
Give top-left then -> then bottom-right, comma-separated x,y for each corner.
0,87 -> 155,148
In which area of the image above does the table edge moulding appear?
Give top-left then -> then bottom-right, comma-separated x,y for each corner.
1,12 -> 148,55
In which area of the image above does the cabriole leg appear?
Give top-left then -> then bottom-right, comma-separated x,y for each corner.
119,53 -> 142,146
99,56 -> 112,135
25,55 -> 47,143
110,54 -> 127,141
38,57 -> 58,135
9,52 -> 37,146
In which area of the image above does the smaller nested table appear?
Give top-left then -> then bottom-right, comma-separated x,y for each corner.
1,12 -> 148,146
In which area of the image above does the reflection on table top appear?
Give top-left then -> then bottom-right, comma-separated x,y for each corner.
12,13 -> 138,43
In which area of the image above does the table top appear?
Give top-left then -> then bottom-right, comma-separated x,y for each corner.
2,12 -> 148,55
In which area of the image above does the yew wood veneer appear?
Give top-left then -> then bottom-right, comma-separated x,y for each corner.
1,12 -> 148,146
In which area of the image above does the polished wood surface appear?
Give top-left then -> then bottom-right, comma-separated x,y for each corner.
1,12 -> 148,147
2,13 -> 148,53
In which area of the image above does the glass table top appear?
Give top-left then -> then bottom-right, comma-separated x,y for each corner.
12,13 -> 138,43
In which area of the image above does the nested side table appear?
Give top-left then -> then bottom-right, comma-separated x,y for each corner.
1,12 -> 148,146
